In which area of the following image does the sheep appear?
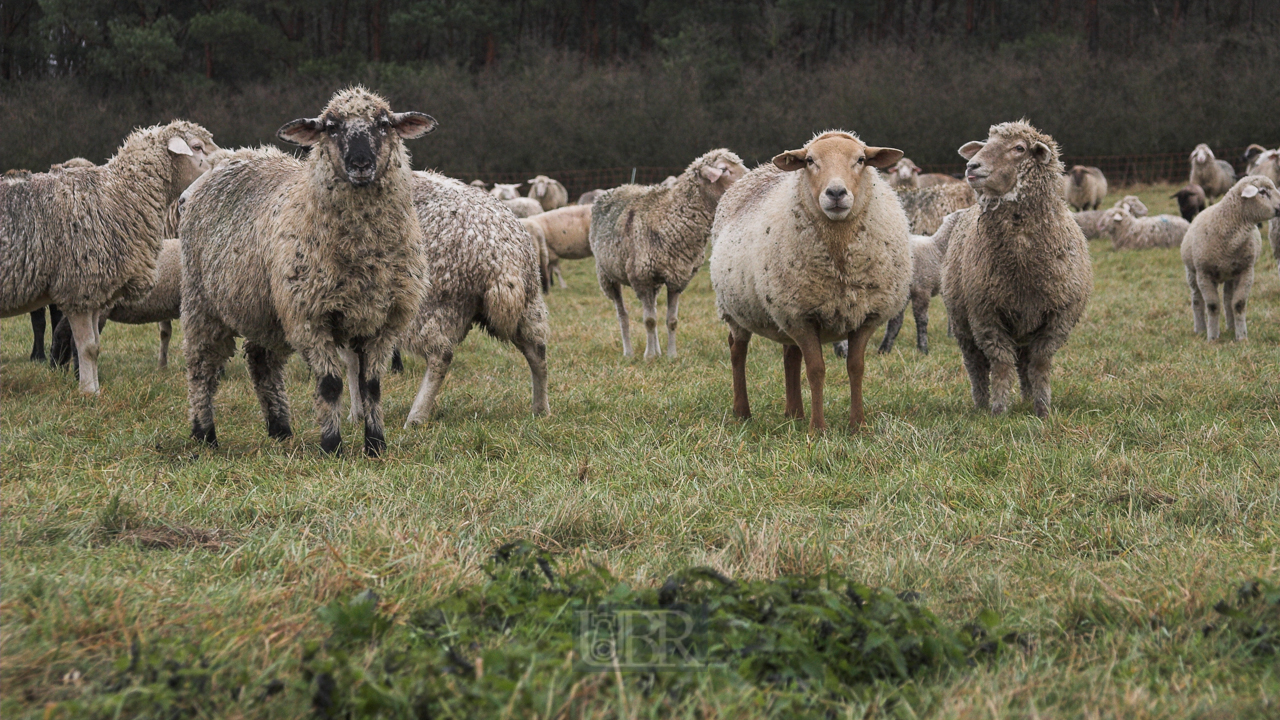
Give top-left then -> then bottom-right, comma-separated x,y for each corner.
919,173 -> 965,187
659,176 -> 678,188
578,189 -> 605,205
709,131 -> 910,432
520,204 -> 592,289
1243,148 -> 1280,185
1073,195 -> 1149,239
360,171 -> 550,427
0,120 -> 217,394
50,157 -> 94,172
491,183 -> 522,200
1100,206 -> 1189,250
1189,144 -> 1237,198
941,120 -> 1093,417
1172,184 -> 1207,222
1181,176 -> 1280,342
180,87 -> 434,456
469,179 -> 488,189
590,148 -> 746,359
3,169 -> 31,181
527,175 -> 569,211
503,197 -> 544,218
887,158 -> 921,189
1064,165 -> 1107,211
876,209 -> 965,355
28,305 -> 63,362
896,182 -> 977,234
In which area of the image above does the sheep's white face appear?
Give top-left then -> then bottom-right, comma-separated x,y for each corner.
277,108 -> 436,187
1101,208 -> 1130,233
527,176 -> 555,198
1191,144 -> 1214,166
169,133 -> 220,195
959,134 -> 1051,198
891,159 -> 919,184
1239,178 -> 1280,222
774,133 -> 902,221
491,183 -> 522,200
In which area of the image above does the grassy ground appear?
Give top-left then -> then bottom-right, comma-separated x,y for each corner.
2,184 -> 1278,718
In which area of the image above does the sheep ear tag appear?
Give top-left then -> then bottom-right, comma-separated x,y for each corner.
167,136 -> 194,156
1241,185 -> 1259,199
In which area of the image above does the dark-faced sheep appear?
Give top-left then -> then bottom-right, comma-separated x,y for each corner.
942,120 -> 1093,417
180,87 -> 434,456
1172,184 -> 1207,222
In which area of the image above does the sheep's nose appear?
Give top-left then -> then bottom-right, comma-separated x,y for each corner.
350,155 -> 374,169
825,186 -> 847,200
966,161 -> 981,172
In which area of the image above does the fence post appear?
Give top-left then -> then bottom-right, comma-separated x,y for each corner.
630,168 -> 636,185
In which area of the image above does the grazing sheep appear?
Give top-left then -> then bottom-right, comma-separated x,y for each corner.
1243,148 -> 1280,185
367,171 -> 550,427
0,120 -> 217,394
1172,184 -> 1208,222
520,204 -> 592,289
1181,176 -> 1280,342
877,210 -> 965,355
180,87 -> 434,456
502,197 -> 544,218
527,175 -> 569,211
578,189 -> 605,205
710,131 -> 910,432
942,120 -> 1093,417
1101,207 -> 1190,250
1074,195 -> 1149,239
1064,165 -> 1107,210
490,183 -> 522,200
591,148 -> 746,359
896,182 -> 977,234
1189,144 -> 1237,198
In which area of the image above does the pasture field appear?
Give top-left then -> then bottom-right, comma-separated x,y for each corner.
2,185 -> 1279,718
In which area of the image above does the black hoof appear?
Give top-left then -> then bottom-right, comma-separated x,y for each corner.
364,431 -> 386,457
320,431 -> 342,454
267,418 -> 293,441
192,422 -> 218,447
30,350 -> 46,363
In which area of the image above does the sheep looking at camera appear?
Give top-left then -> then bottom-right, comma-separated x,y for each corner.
1189,144 -> 1237,199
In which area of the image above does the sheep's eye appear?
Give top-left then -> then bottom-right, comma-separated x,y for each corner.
1014,145 -> 1025,152
856,157 -> 866,165
805,157 -> 815,166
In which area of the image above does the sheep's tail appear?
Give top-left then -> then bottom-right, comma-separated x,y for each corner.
484,262 -> 532,340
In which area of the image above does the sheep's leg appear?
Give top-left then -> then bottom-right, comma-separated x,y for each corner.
29,308 -> 46,362
157,320 -> 172,368
184,312 -> 235,446
912,293 -> 931,354
1015,346 -> 1032,404
665,288 -> 681,359
517,335 -> 550,416
1229,269 -> 1253,342
1196,273 -> 1222,341
636,285 -> 661,360
877,310 -> 904,354
1187,267 -> 1206,335
553,261 -> 567,289
244,340 -> 292,441
978,334 -> 1018,416
846,322 -> 876,430
955,333 -> 990,411
389,348 -> 404,374
794,330 -> 827,433
66,310 -> 102,394
602,281 -> 633,357
728,329 -> 752,420
356,349 -> 386,457
340,347 -> 364,422
1024,342 -> 1057,418
783,344 -> 804,420
405,350 -> 454,428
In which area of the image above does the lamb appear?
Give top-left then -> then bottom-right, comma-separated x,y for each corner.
1180,176 -> 1280,342
876,210 -> 965,355
364,171 -> 550,427
1189,144 -> 1237,198
941,120 -> 1093,417
578,189 -> 605,205
590,148 -> 745,359
1100,206 -> 1189,250
1064,165 -> 1107,210
709,131 -> 910,432
527,175 -> 569,211
0,120 -> 217,393
1074,195 -> 1149,239
180,87 -> 434,456
896,182 -> 977,234
1172,184 -> 1207,222
519,204 -> 592,289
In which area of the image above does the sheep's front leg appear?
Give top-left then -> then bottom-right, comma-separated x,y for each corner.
158,320 -> 172,368
1196,273 -> 1222,341
665,288 -> 681,359
877,310 -> 904,354
553,261 -> 567,289
793,329 -> 827,433
1023,340 -> 1060,418
728,329 -> 752,420
340,347 -> 363,422
912,293 -> 931,354
955,332 -> 990,411
295,342 -> 347,454
977,333 -> 1018,416
244,340 -> 292,440
355,349 -> 387,457
1222,279 -> 1237,335
66,310 -> 102,394
845,322 -> 876,430
635,285 -> 661,360
1229,269 -> 1253,341
783,344 -> 804,420
1186,267 -> 1205,335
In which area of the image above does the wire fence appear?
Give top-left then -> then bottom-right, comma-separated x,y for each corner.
460,146 -> 1268,201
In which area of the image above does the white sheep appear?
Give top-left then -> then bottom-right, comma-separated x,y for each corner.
1074,195 -> 1149,239
526,175 -> 569,211
1189,144 -> 1237,199
502,197 -> 544,218
1100,206 -> 1189,250
710,131 -> 910,432
490,183 -> 523,200
1064,165 -> 1107,211
520,204 -> 592,289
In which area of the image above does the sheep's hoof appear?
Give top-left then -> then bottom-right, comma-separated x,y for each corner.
192,422 -> 218,447
364,433 -> 386,457
990,403 -> 1008,416
267,419 -> 292,441
320,432 -> 342,454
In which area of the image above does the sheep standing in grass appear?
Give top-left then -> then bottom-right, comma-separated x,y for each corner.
527,175 -> 568,211
942,120 -> 1092,417
590,148 -> 745,359
180,87 -> 434,456
1074,196 -> 1148,239
710,131 -> 910,432
1064,166 -> 1107,211
1172,184 -> 1207,222
520,204 -> 592,289
896,182 -> 977,234
0,120 -> 217,393
1189,144 -> 1237,199
877,210 -> 964,355
1101,207 -> 1189,250
1181,176 -> 1280,342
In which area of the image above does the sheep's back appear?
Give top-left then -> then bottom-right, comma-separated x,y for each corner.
108,238 -> 182,324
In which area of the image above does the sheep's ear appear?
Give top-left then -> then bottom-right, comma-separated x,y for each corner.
1030,142 -> 1052,164
864,147 -> 904,169
958,141 -> 984,160
913,166 -> 922,174
389,112 -> 436,139
701,164 -> 725,183
1241,184 -> 1260,198
277,118 -> 324,146
772,150 -> 808,172
167,136 -> 193,156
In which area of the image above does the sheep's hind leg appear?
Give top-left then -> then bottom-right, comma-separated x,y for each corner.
1222,278 -> 1237,336
912,294 -> 931,354
635,285 -> 661,360
405,349 -> 454,428
389,348 -> 404,374
244,341 -> 292,440
728,329 -> 752,420
664,288 -> 681,359
29,308 -> 46,362
955,332 -> 990,412
184,314 -> 235,446
783,344 -> 804,420
66,310 -> 102,394
340,347 -> 364,422
1229,269 -> 1253,341
793,328 -> 827,433
845,322 -> 877,430
1196,273 -> 1222,341
1015,346 -> 1032,404
516,335 -> 550,416
601,280 -> 633,357
1187,267 -> 1206,335
877,310 -> 904,354
157,320 -> 172,368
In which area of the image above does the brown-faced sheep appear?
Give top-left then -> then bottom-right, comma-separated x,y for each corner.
1065,165 -> 1107,211
896,182 -> 977,234
710,131 -> 910,432
1189,144 -> 1237,199
1172,184 -> 1207,222
1181,176 -> 1280,342
0,120 -> 217,394
1074,195 -> 1149,239
527,175 -> 569,211
520,204 -> 592,289
180,87 -> 434,456
942,120 -> 1093,417
1101,207 -> 1189,250
591,148 -> 746,359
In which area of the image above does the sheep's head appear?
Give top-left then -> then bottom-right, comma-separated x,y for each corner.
277,86 -> 435,188
1243,144 -> 1267,165
659,176 -> 678,188
491,183 -> 523,200
1118,196 -> 1148,216
1099,206 -> 1133,234
154,120 -> 220,198
1190,143 -> 1214,166
890,158 -> 921,186
526,175 -> 557,199
469,179 -> 488,188
1237,176 -> 1280,223
774,131 -> 901,221
958,120 -> 1060,200
1069,165 -> 1090,185
690,149 -> 746,201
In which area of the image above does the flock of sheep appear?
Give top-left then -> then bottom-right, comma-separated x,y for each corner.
3,85 -> 1279,454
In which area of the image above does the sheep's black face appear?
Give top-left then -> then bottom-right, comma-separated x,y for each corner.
326,115 -> 387,187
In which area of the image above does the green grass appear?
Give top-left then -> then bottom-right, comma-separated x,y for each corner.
3,184 -> 1279,718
